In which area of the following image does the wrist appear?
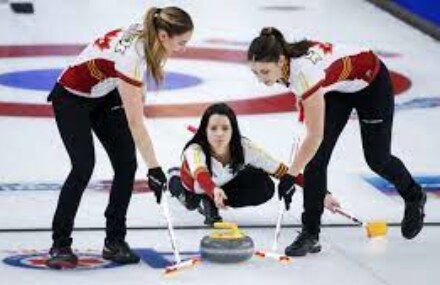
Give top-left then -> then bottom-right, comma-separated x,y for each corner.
287,167 -> 300,177
214,187 -> 223,194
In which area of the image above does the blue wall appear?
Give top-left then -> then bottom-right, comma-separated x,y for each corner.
392,0 -> 440,26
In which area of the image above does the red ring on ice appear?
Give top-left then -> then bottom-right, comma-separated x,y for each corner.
0,45 -> 410,117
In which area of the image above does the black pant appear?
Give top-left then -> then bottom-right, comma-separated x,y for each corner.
174,166 -> 275,208
223,167 -> 275,207
49,84 -> 137,247
302,62 -> 421,235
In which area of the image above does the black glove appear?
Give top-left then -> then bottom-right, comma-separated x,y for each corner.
278,174 -> 296,211
147,167 -> 167,204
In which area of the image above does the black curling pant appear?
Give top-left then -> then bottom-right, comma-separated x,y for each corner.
302,62 -> 421,235
49,84 -> 137,247
222,166 -> 275,207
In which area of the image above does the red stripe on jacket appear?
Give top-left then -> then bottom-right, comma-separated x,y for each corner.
180,160 -> 216,199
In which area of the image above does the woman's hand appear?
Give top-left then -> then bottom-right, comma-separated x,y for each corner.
213,187 -> 228,209
324,193 -> 341,213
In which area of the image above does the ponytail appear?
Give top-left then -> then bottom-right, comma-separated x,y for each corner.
141,6 -> 193,85
247,27 -> 312,62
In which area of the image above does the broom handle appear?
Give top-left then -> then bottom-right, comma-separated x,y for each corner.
271,137 -> 300,251
271,199 -> 285,251
334,207 -> 363,226
161,190 -> 182,263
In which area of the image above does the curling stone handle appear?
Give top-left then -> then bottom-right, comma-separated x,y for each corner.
210,222 -> 243,239
213,222 -> 238,231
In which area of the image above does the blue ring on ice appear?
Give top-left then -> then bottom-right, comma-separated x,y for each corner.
0,69 -> 202,92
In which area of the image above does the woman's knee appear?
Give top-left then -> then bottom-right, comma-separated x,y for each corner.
306,151 -> 331,170
252,173 -> 275,204
304,159 -> 327,181
124,156 -> 138,175
113,155 -> 138,176
365,154 -> 391,174
262,175 -> 275,200
70,159 -> 95,184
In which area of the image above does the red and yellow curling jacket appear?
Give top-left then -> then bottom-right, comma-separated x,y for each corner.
290,42 -> 380,121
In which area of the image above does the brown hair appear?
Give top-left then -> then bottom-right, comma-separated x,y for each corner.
141,6 -> 193,85
247,27 -> 312,62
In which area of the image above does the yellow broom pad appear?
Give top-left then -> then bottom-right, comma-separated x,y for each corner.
365,220 -> 388,238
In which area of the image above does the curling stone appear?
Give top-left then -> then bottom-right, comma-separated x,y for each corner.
200,222 -> 254,263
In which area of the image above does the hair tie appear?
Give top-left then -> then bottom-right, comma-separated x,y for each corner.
260,27 -> 280,39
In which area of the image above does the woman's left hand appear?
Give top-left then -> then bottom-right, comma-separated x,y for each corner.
324,193 -> 341,213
